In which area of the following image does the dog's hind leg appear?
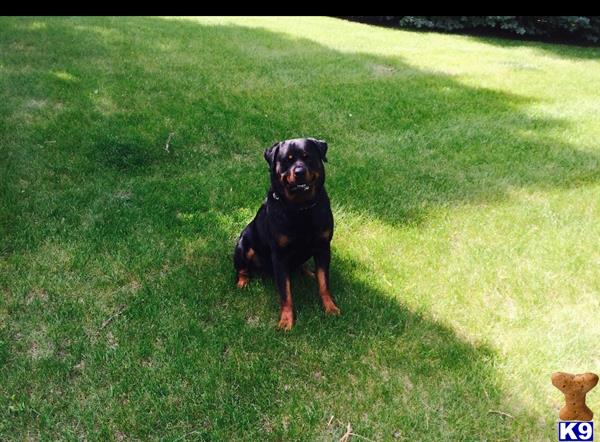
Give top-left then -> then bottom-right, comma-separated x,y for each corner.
236,269 -> 250,289
234,228 -> 255,288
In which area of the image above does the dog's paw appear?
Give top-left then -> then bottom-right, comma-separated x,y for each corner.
236,275 -> 249,289
277,311 -> 294,331
324,302 -> 341,316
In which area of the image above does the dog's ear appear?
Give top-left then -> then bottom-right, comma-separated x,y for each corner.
309,138 -> 328,162
264,141 -> 281,170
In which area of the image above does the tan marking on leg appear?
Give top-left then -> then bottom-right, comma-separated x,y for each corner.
277,234 -> 290,247
316,268 -> 340,315
278,277 -> 294,330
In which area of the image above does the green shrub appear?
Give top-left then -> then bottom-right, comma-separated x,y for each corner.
345,16 -> 600,44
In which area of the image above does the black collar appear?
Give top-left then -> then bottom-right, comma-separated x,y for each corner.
271,191 -> 319,211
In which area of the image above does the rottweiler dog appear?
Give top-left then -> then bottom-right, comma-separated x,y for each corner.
234,138 -> 340,330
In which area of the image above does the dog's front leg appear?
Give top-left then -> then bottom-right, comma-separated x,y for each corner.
272,255 -> 294,330
314,246 -> 340,315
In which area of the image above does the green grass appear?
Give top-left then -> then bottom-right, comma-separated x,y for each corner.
2,16 -> 600,440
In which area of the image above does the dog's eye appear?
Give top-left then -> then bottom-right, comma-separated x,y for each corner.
288,155 -> 293,160
302,153 -> 308,159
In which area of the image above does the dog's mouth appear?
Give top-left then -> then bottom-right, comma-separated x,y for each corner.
281,169 -> 320,194
289,183 -> 312,192
285,173 -> 316,193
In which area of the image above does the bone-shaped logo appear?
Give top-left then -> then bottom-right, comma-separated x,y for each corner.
551,372 -> 598,421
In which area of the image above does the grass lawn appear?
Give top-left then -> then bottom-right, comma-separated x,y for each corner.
2,16 -> 600,440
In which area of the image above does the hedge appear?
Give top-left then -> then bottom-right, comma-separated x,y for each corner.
344,16 -> 600,44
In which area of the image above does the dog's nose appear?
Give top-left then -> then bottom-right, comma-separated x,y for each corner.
293,166 -> 306,177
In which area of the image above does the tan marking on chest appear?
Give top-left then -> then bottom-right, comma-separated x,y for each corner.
277,234 -> 291,247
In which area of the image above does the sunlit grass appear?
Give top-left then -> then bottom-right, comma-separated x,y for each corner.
1,16 -> 600,440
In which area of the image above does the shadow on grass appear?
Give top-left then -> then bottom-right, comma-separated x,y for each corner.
0,16 -> 589,438
111,218 -> 536,440
3,16 -> 599,249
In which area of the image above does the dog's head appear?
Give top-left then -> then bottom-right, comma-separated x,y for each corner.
264,138 -> 328,203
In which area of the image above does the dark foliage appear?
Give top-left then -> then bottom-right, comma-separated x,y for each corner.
345,16 -> 600,44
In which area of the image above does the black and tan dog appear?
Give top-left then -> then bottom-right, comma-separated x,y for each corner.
234,138 -> 340,330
